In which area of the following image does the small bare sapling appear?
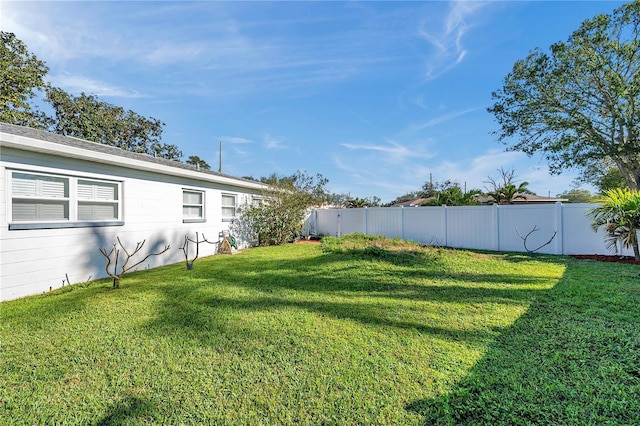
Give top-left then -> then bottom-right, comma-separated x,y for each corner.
100,237 -> 170,288
180,232 -> 216,270
516,226 -> 557,253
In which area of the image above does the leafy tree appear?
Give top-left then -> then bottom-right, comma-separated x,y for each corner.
420,178 -> 457,198
578,158 -> 628,194
387,191 -> 421,206
484,167 -> 534,205
421,178 -> 439,198
488,2 -> 640,189
237,171 -> 330,246
596,167 -> 628,193
422,182 -> 482,206
186,155 -> 211,170
326,192 -> 350,208
557,189 -> 596,203
0,31 -> 50,128
46,87 -> 182,161
345,196 -> 381,208
588,188 -> 640,260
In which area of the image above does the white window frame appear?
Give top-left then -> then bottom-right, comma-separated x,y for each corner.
77,179 -> 121,221
183,189 -> 206,223
8,169 -> 123,230
221,193 -> 237,221
252,196 -> 264,207
10,171 -> 70,222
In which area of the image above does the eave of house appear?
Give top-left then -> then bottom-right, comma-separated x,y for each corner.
0,124 -> 266,191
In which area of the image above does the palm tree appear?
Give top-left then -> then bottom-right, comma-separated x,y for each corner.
484,168 -> 533,205
588,188 -> 640,260
428,187 -> 482,206
501,182 -> 533,204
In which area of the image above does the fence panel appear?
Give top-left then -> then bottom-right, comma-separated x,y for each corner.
560,203 -> 631,256
446,206 -> 496,250
402,207 -> 446,245
497,204 -> 560,254
314,209 -> 340,237
340,208 -> 367,236
366,208 -> 403,239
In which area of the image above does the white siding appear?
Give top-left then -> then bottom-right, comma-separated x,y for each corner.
1,146 -> 261,301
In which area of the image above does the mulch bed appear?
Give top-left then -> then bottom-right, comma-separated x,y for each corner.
571,254 -> 640,265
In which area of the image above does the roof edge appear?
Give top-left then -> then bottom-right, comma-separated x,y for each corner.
0,123 -> 266,191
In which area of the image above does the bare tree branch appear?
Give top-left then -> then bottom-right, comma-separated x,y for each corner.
516,226 -> 558,253
181,232 -> 217,269
100,237 -> 170,288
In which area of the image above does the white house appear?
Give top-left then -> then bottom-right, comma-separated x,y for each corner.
0,123 -> 265,301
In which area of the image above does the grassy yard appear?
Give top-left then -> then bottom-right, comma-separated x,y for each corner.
1,235 -> 638,425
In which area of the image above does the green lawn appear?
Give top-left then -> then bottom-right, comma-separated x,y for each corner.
1,235 -> 638,425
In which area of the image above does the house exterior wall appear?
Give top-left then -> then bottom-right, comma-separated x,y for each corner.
311,204 -> 617,256
1,129 -> 263,301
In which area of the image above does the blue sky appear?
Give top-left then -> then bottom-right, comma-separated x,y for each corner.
3,1 -> 627,202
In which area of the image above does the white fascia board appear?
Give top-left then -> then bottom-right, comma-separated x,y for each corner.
0,132 -> 266,191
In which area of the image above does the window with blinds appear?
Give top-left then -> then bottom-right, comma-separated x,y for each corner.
183,190 -> 204,219
10,171 -> 121,224
11,172 -> 70,221
77,180 -> 119,220
221,193 -> 237,219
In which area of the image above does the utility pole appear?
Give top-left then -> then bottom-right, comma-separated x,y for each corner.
218,141 -> 222,173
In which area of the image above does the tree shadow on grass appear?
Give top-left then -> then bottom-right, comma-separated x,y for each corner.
148,292 -> 502,347
94,396 -> 158,426
0,280 -> 112,326
188,251 -> 558,309
405,260 -> 640,425
142,246 -> 562,352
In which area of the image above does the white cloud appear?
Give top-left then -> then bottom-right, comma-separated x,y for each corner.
331,147 -> 576,202
342,140 -> 436,164
401,149 -> 591,198
50,74 -> 143,98
405,106 -> 482,134
416,1 -> 488,80
221,136 -> 254,144
264,133 -> 287,150
342,142 -> 411,157
142,44 -> 208,67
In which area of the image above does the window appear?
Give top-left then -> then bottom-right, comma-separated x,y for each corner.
252,196 -> 263,207
78,179 -> 119,220
221,193 -> 236,220
11,172 -> 70,221
183,189 -> 205,222
9,171 -> 122,229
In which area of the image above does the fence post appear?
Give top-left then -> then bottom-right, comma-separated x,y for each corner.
494,204 -> 500,251
365,207 -> 368,236
443,205 -> 448,247
401,206 -> 405,240
555,202 -> 563,255
314,209 -> 318,236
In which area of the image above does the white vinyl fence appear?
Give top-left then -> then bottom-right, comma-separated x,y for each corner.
307,203 -> 625,256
